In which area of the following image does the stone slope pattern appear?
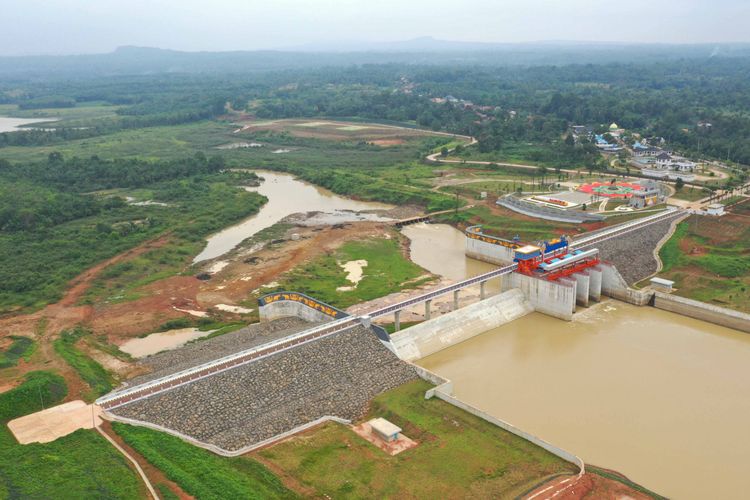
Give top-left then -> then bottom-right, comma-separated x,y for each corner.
112,325 -> 418,451
588,218 -> 674,284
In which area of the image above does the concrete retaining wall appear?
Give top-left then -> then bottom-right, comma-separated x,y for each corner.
572,272 -> 590,307
258,291 -> 349,323
390,289 -> 533,361
411,365 -> 584,475
102,412 -> 351,457
434,391 -> 585,474
588,267 -> 602,302
503,273 -> 577,321
653,293 -> 750,333
599,263 -> 652,306
465,236 -> 516,265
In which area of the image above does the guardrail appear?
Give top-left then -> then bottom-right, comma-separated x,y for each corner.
571,207 -> 682,248
97,316 -> 359,409
258,291 -> 349,319
368,263 -> 518,318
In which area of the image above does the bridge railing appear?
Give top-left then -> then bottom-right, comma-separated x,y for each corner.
96,316 -> 359,408
98,207 -> 686,408
572,207 -> 681,248
369,263 -> 518,318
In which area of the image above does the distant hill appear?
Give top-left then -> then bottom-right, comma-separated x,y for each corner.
1,41 -> 750,80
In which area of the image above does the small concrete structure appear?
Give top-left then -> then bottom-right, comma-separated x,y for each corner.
650,277 -> 675,292
352,419 -> 417,456
369,417 -> 401,442
706,203 -> 725,216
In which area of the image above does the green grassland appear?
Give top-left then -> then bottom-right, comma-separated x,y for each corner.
0,336 -> 36,369
112,423 -> 294,500
669,186 -> 710,202
0,371 -> 144,499
257,380 -> 576,498
0,176 -> 266,313
436,204 -> 581,241
271,236 -> 433,309
657,216 -> 750,311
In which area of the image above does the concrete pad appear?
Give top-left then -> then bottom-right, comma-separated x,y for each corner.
351,422 -> 417,456
8,401 -> 102,444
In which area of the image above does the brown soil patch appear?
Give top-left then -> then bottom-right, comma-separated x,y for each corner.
0,235 -> 170,400
100,420 -> 193,500
234,118 -> 433,142
678,236 -> 707,256
526,471 -> 653,500
370,138 -> 406,146
90,221 -> 391,344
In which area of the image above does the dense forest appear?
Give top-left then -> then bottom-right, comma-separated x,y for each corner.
0,154 -> 265,311
1,48 -> 750,310
2,55 -> 749,164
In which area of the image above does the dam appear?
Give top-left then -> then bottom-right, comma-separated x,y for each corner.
401,220 -> 750,499
97,205 -> 750,499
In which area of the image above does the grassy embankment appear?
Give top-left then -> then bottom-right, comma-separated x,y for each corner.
257,379 -> 577,498
269,236 -> 433,309
451,141 -> 588,170
112,423 -> 294,500
436,204 -> 581,241
669,186 -> 710,202
53,327 -> 115,400
657,214 -> 750,311
0,371 -> 145,499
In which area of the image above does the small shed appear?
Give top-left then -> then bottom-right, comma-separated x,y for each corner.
706,203 -> 725,216
650,277 -> 675,292
369,418 -> 402,443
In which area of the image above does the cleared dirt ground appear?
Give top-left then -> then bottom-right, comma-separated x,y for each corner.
233,118 -> 440,144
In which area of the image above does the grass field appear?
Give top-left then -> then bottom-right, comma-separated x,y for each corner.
272,236 -> 433,309
657,214 -> 750,312
234,118 -> 441,142
669,186 -> 710,202
0,336 -> 36,369
112,423 -> 294,500
436,204 -> 583,241
0,371 -> 144,499
257,380 -> 576,498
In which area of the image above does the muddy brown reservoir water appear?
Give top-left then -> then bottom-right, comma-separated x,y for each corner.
194,171 -> 392,262
418,298 -> 750,499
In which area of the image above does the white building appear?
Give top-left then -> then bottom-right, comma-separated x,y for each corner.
706,203 -> 725,216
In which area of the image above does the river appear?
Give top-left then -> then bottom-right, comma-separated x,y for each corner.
405,224 -> 750,499
0,116 -> 58,133
193,171 -> 392,262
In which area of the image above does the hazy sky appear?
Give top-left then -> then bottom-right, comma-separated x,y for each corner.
2,0 -> 749,56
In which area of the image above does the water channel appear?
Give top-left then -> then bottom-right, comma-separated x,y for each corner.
404,224 -> 750,499
193,171 -> 392,262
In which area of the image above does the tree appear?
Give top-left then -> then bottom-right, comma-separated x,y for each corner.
675,177 -> 685,190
